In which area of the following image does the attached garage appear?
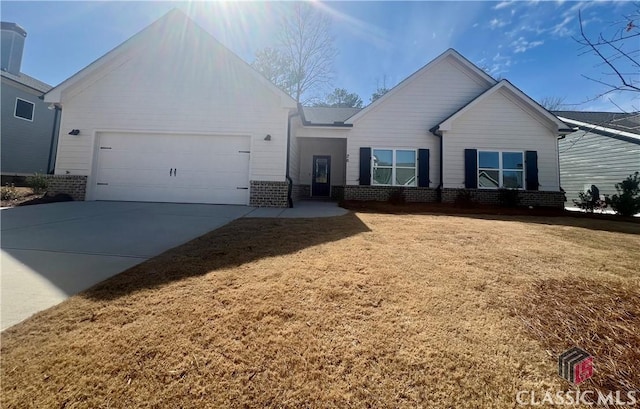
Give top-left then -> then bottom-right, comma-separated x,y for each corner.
92,132 -> 250,205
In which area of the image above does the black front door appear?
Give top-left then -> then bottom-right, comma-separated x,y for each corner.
311,155 -> 331,197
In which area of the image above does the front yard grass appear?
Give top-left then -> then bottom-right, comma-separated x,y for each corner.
2,212 -> 638,408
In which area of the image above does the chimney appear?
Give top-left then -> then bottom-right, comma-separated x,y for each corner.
1,22 -> 27,75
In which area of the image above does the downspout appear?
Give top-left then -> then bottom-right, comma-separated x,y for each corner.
286,109 -> 301,208
429,125 -> 444,203
47,105 -> 61,174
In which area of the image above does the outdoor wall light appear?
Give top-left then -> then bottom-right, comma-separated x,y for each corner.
264,134 -> 272,141
68,129 -> 80,135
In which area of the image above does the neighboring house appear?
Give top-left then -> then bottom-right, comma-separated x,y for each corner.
1,22 -> 60,176
43,9 -> 571,207
554,111 -> 640,206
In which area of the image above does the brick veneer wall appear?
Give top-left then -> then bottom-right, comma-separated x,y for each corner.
292,184 -> 310,201
441,188 -> 565,208
44,175 -> 88,201
250,180 -> 289,207
342,185 -> 438,202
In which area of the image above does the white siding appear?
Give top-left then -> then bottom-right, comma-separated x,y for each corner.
54,21 -> 291,184
345,56 -> 491,186
442,89 -> 560,191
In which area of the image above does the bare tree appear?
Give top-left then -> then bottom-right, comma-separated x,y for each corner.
575,5 -> 639,101
252,48 -> 296,95
253,3 -> 336,103
539,96 -> 566,111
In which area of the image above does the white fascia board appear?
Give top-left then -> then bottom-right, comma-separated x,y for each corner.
558,116 -> 640,141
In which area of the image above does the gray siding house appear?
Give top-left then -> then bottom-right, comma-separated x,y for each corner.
555,111 -> 640,206
1,22 -> 59,176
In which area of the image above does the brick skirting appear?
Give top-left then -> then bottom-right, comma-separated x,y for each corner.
342,185 -> 438,202
441,188 -> 565,208
292,184 -> 310,201
44,175 -> 88,201
250,180 -> 289,207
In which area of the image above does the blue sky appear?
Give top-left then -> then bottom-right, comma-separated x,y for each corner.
2,1 -> 638,111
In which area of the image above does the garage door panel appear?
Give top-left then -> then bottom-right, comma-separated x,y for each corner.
94,132 -> 250,204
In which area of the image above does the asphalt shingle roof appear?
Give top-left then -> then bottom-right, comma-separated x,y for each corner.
553,110 -> 640,135
1,70 -> 52,93
301,106 -> 362,125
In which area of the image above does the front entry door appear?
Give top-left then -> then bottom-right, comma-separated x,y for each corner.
311,155 -> 331,197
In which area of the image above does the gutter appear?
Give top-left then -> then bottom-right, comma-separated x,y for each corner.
429,125 -> 444,202
286,107 -> 301,208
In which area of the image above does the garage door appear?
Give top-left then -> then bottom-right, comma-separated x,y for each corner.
93,132 -> 250,205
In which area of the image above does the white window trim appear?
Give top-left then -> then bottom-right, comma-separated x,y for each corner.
371,148 -> 418,186
477,150 -> 525,190
14,97 -> 35,122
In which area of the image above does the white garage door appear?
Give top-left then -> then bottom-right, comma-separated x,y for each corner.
93,132 -> 250,205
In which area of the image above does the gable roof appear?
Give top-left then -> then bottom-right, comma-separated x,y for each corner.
554,111 -> 640,144
300,106 -> 362,126
345,48 -> 496,124
1,70 -> 52,93
431,79 -> 573,135
553,111 -> 640,135
44,9 -> 296,108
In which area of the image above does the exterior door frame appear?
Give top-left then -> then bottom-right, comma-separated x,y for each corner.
311,155 -> 331,197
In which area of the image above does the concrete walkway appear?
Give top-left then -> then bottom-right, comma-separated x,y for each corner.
0,200 -> 346,330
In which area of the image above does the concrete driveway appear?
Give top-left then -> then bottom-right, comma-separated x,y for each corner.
1,201 -> 254,330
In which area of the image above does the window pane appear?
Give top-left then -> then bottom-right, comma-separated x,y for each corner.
503,152 -> 523,170
15,99 -> 34,121
478,170 -> 499,188
478,151 -> 499,169
373,168 -> 392,185
373,150 -> 392,166
503,170 -> 523,188
396,168 -> 416,186
396,150 -> 416,167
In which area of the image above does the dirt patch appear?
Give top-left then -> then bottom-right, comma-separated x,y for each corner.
0,188 -> 73,208
341,200 -> 640,224
2,213 -> 639,408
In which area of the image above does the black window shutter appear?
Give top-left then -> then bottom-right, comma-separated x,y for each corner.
464,149 -> 477,188
525,150 -> 539,190
359,147 -> 371,185
418,149 -> 430,187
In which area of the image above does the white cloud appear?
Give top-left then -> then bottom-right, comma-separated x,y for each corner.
490,52 -> 513,76
490,18 -> 509,29
493,1 -> 514,10
551,16 -> 573,36
511,37 -> 544,53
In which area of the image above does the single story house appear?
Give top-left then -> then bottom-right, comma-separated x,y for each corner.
43,9 -> 572,207
555,111 -> 640,206
1,22 -> 60,176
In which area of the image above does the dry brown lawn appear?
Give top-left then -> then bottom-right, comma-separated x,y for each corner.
2,212 -> 639,408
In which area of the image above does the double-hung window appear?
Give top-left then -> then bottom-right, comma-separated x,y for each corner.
372,149 -> 417,186
478,151 -> 524,189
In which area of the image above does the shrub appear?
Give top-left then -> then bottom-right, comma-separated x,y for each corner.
573,186 -> 607,213
388,188 -> 406,205
1,183 -> 19,201
498,188 -> 520,208
26,173 -> 48,194
454,190 -> 475,207
606,172 -> 640,217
